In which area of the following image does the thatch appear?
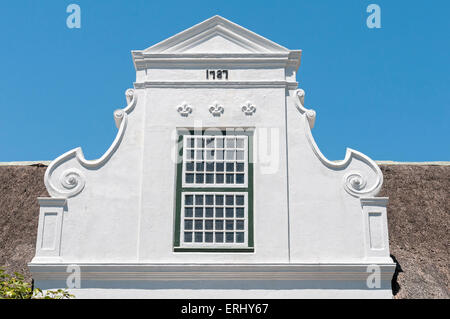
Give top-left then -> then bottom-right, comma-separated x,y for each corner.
0,163 -> 448,298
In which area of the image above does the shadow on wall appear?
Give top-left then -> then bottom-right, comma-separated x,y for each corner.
390,254 -> 403,296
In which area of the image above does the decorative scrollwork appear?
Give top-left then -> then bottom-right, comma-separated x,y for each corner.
241,101 -> 256,115
177,102 -> 193,117
343,171 -> 369,197
295,89 -> 316,128
58,169 -> 85,197
209,101 -> 224,117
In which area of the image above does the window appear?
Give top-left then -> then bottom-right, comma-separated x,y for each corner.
174,129 -> 254,252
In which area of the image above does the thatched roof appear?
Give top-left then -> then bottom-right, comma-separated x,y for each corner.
0,162 -> 448,298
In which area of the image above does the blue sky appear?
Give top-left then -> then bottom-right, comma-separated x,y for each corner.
0,0 -> 448,162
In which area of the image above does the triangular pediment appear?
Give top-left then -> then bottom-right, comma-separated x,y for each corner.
143,15 -> 289,54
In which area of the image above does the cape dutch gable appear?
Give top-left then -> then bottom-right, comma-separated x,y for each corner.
29,16 -> 395,298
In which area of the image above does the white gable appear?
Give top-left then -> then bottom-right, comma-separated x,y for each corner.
141,15 -> 289,54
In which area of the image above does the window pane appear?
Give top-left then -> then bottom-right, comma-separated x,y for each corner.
194,220 -> 203,230
226,138 -> 235,148
236,174 -> 244,184
197,206 -> 205,218
236,220 -> 244,230
216,174 -> 224,184
236,151 -> 244,160
185,207 -> 193,217
216,162 -> 224,171
216,150 -> 224,160
226,174 -> 234,184
226,232 -> 234,243
215,195 -> 224,205
215,220 -> 224,230
184,220 -> 193,230
205,195 -> 214,205
225,150 -> 234,160
206,138 -> 215,148
196,150 -> 203,160
205,174 -> 214,184
236,195 -> 244,205
195,232 -> 203,242
195,195 -> 203,205
236,232 -> 244,243
226,163 -> 234,172
184,232 -> 193,242
205,232 -> 213,242
226,195 -> 234,205
216,138 -> 224,148
206,162 -> 214,171
236,163 -> 244,172
226,208 -> 234,218
236,207 -> 244,218
205,220 -> 213,230
205,207 -> 214,217
185,195 -> 193,205
187,138 -> 195,148
186,162 -> 194,171
215,207 -> 224,218
185,174 -> 194,183
196,161 -> 204,172
236,138 -> 244,148
226,220 -> 234,230
196,138 -> 204,148
215,232 -> 224,242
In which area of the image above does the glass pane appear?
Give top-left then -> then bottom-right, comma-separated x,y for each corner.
196,138 -> 204,148
195,232 -> 203,242
195,195 -> 203,205
184,220 -> 193,230
205,207 -> 214,217
226,195 -> 234,205
236,232 -> 244,243
206,162 -> 214,171
195,207 -> 203,217
185,207 -> 193,217
216,162 -> 224,171
187,138 -> 195,148
226,232 -> 234,243
195,162 -> 203,172
226,138 -> 235,148
184,232 -> 192,242
205,220 -> 213,230
216,174 -> 224,184
216,150 -> 224,160
226,163 -> 234,172
215,220 -> 224,230
196,150 -> 203,160
216,138 -> 224,148
215,232 -> 224,243
206,138 -> 215,148
205,232 -> 213,242
194,220 -> 203,230
215,207 -> 224,218
236,220 -> 244,230
236,174 -> 244,184
186,162 -> 194,171
225,150 -> 234,160
226,208 -> 234,218
226,174 -> 234,184
226,220 -> 234,230
185,195 -> 193,205
236,195 -> 244,205
236,138 -> 244,148
205,174 -> 214,184
205,195 -> 214,205
236,151 -> 244,160
236,207 -> 244,218
186,150 -> 194,160
206,150 -> 215,160
236,163 -> 244,172
185,174 -> 194,183
215,195 -> 224,205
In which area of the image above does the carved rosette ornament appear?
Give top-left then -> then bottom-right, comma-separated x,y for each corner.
343,171 -> 368,196
177,102 -> 193,117
58,169 -> 85,197
209,101 -> 224,117
241,101 -> 256,115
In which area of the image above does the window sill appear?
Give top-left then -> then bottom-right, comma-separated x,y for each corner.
173,247 -> 255,253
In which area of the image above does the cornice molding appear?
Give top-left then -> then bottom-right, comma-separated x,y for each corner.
134,80 -> 298,89
29,262 -> 396,282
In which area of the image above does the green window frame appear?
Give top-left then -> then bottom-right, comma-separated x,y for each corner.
173,129 -> 254,252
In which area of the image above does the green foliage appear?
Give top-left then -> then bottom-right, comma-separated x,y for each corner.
0,268 -> 74,299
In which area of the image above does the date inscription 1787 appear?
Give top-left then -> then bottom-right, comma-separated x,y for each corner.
206,69 -> 229,80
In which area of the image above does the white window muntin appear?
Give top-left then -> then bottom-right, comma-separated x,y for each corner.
180,192 -> 248,248
182,135 -> 248,188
